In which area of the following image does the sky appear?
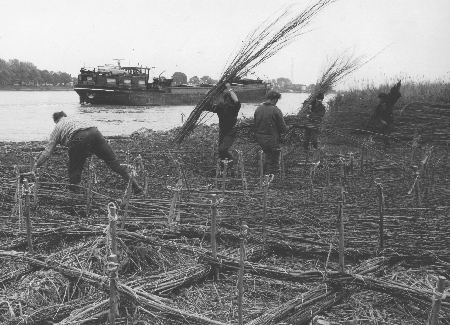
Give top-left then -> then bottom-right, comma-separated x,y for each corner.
1,0 -> 450,89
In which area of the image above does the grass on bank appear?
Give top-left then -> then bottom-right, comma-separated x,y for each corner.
329,78 -> 450,108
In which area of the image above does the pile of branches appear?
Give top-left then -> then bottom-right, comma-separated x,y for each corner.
174,0 -> 336,143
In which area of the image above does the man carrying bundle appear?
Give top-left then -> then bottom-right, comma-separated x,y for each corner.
32,111 -> 143,194
205,82 -> 241,175
369,80 -> 402,146
254,90 -> 288,175
303,92 -> 326,150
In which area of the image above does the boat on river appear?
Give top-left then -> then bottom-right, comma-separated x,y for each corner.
74,63 -> 269,106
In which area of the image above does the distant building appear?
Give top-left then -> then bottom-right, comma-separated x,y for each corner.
287,84 -> 306,92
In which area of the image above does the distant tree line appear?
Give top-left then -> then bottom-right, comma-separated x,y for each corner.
0,58 -> 75,86
171,72 -> 218,86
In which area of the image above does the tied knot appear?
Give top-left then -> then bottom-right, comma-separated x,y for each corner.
432,289 -> 448,301
21,183 -> 35,196
210,197 -> 224,207
262,174 -> 275,187
167,180 -> 183,192
107,202 -> 118,222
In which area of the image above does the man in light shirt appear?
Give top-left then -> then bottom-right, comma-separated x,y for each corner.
33,111 -> 142,194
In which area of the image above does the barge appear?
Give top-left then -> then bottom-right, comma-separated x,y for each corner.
74,63 -> 269,106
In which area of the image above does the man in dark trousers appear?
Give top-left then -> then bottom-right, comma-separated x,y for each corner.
303,92 -> 326,150
205,82 -> 241,174
254,89 -> 288,175
371,80 -> 402,146
32,111 -> 143,194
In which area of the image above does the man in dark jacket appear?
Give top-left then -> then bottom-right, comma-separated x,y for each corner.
368,81 -> 401,146
254,90 -> 288,175
303,92 -> 326,150
205,82 -> 241,172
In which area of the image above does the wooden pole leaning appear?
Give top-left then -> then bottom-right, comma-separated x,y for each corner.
107,202 -> 119,325
210,194 -> 219,281
428,276 -> 446,325
23,179 -> 33,254
238,221 -> 248,325
338,186 -> 345,272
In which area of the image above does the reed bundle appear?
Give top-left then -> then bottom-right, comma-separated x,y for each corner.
174,0 -> 335,143
298,50 -> 368,116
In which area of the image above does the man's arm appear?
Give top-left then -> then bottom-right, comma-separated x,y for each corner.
275,108 -> 288,134
33,139 -> 57,172
225,83 -> 239,103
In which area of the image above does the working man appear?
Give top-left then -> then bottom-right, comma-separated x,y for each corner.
32,111 -> 143,194
370,80 -> 402,146
205,82 -> 241,174
254,89 -> 288,175
303,92 -> 326,150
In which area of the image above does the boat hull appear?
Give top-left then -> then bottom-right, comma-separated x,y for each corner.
74,85 -> 267,106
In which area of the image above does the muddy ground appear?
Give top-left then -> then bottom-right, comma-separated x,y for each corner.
1,120 -> 450,324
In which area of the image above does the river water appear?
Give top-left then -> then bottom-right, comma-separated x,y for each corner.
0,90 -> 313,142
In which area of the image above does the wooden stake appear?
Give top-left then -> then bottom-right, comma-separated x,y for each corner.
222,159 -> 229,197
33,169 -> 39,204
121,167 -> 133,229
338,186 -> 344,272
108,203 -> 118,325
279,149 -> 285,181
428,276 -> 446,325
168,179 -> 182,231
325,156 -> 330,188
210,195 -> 219,281
376,182 -> 384,250
349,153 -> 354,175
214,158 -> 220,189
259,150 -> 264,188
86,158 -> 92,218
23,179 -> 33,254
360,145 -> 364,173
238,221 -> 248,325
262,175 -> 269,242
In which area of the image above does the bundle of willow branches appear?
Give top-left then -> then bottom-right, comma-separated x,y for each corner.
174,0 -> 336,143
298,49 -> 368,117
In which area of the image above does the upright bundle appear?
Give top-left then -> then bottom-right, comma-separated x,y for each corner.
174,0 -> 336,144
297,50 -> 367,117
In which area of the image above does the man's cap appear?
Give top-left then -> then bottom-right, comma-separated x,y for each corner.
266,89 -> 281,100
316,93 -> 324,100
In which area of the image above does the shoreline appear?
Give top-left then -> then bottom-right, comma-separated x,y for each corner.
0,87 -> 73,91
